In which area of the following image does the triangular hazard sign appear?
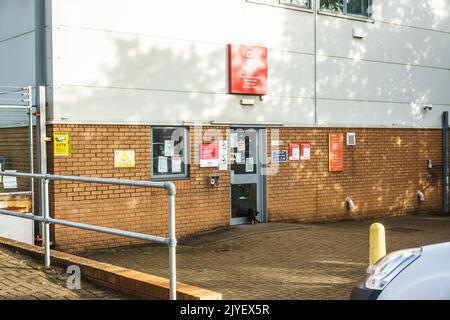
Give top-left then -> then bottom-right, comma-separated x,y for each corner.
117,152 -> 133,167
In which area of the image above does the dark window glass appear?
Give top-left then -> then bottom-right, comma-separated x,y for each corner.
151,127 -> 189,179
320,0 -> 344,12
320,0 -> 371,16
280,0 -> 311,8
231,184 -> 258,219
347,0 -> 370,16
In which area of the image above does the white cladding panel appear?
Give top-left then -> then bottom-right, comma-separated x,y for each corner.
53,28 -> 315,99
0,32 -> 35,87
317,57 -> 450,104
0,216 -> 33,245
372,0 -> 450,32
51,0 -> 315,54
0,0 -> 36,87
0,0 -> 35,128
316,99 -> 447,128
0,0 -> 35,41
48,0 -> 450,128
53,86 -> 315,126
317,14 -> 450,69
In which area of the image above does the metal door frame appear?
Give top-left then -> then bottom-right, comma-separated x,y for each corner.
229,127 -> 267,225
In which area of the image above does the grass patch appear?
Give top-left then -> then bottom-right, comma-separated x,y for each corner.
48,275 -> 61,285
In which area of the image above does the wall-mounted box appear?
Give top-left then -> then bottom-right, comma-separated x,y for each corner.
352,27 -> 365,39
209,175 -> 220,187
347,133 -> 356,146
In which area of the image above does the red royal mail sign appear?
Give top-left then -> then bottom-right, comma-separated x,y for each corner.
228,44 -> 268,95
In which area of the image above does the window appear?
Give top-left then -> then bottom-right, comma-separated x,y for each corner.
320,0 -> 344,13
246,0 -> 312,10
151,127 -> 189,179
346,0 -> 371,16
279,0 -> 311,9
320,0 -> 372,17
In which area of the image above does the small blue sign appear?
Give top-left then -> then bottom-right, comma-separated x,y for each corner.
272,150 -> 288,163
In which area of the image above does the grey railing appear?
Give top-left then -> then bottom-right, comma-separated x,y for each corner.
0,171 -> 177,300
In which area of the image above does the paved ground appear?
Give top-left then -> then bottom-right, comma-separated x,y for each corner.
0,248 -> 130,300
81,214 -> 450,300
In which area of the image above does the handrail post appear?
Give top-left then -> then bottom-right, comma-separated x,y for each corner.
38,86 -> 49,267
0,169 -> 178,299
27,86 -> 35,216
167,183 -> 177,300
443,111 -> 449,214
43,177 -> 51,267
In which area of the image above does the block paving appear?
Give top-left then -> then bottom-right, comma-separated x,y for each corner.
0,247 -> 129,300
82,214 -> 450,300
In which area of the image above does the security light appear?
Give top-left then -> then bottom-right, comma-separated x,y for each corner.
240,98 -> 256,106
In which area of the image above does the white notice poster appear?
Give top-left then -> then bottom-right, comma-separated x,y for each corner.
246,158 -> 254,172
219,140 -> 228,171
236,153 -> 242,164
3,170 -> 18,189
301,144 -> 311,161
164,140 -> 175,157
238,141 -> 245,152
290,146 -> 300,161
230,133 -> 238,148
293,148 -> 300,160
172,156 -> 182,173
158,156 -> 168,173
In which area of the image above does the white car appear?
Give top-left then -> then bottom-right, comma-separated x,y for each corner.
351,242 -> 450,300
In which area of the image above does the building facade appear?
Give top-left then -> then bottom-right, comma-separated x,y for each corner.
1,0 -> 450,252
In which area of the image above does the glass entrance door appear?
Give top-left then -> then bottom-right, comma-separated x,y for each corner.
230,128 -> 264,225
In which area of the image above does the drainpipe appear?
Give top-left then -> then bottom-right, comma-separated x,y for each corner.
314,0 -> 318,125
35,0 -> 45,89
34,0 -> 46,241
443,111 -> 449,214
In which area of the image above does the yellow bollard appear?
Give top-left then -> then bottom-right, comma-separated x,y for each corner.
369,223 -> 386,266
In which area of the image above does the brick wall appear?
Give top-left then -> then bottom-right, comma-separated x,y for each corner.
45,125 -> 445,252
47,125 -> 230,252
267,128 -> 442,222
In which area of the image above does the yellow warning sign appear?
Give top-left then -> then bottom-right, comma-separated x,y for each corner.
114,150 -> 136,168
54,132 -> 70,156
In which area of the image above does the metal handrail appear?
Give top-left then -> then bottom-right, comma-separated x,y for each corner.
0,170 -> 177,300
0,85 -> 27,89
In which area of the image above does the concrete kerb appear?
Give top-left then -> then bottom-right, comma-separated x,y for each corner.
0,237 -> 222,300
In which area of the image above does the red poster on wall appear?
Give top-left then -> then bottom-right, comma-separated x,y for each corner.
228,44 -> 268,95
329,133 -> 344,172
301,143 -> 311,160
200,144 -> 219,168
289,143 -> 300,161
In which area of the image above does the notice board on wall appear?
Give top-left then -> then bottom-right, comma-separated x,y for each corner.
329,133 -> 344,172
